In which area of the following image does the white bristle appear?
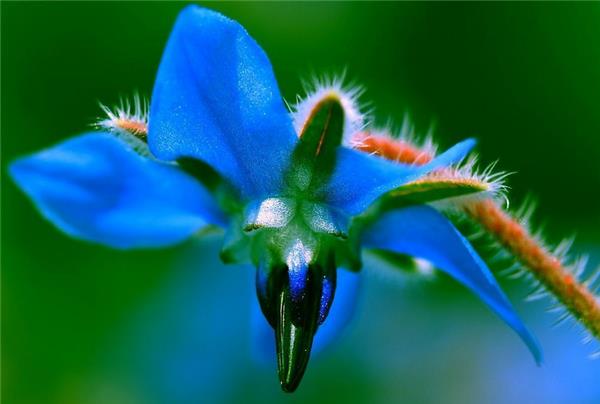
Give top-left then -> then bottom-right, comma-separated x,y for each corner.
291,75 -> 368,147
95,94 -> 151,158
97,93 -> 148,132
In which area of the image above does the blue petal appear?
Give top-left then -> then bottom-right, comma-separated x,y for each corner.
321,139 -> 476,216
149,5 -> 297,200
10,133 -> 226,249
361,205 -> 542,363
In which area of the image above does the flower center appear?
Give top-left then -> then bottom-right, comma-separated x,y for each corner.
245,196 -> 346,392
221,92 -> 353,391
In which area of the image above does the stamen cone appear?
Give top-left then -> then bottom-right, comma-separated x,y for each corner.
256,259 -> 337,392
275,285 -> 319,392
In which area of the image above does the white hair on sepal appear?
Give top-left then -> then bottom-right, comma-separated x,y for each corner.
428,156 -> 513,210
455,157 -> 512,205
291,73 -> 370,146
97,92 -> 148,133
95,93 -> 152,158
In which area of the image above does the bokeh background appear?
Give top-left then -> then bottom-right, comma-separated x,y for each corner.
3,2 -> 600,403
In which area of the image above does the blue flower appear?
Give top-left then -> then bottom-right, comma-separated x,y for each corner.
9,5 -> 541,392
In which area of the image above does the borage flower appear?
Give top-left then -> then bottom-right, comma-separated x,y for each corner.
10,5 -> 541,392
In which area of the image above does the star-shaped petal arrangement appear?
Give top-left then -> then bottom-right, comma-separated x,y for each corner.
10,5 -> 548,392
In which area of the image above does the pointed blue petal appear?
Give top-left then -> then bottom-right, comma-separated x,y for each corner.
10,133 -> 226,249
149,5 -> 297,199
321,139 -> 476,216
361,205 -> 542,363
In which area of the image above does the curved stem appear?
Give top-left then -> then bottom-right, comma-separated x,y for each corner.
354,132 -> 600,339
466,199 -> 600,338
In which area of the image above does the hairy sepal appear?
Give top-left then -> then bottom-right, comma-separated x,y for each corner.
288,94 -> 346,192
387,176 -> 491,206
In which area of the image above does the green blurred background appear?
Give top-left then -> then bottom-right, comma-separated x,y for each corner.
2,2 -> 600,403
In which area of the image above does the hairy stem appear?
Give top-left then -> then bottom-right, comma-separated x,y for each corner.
465,199 -> 600,337
354,131 -> 600,339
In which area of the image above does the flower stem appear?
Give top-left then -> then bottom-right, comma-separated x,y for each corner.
466,199 -> 600,338
354,132 -> 600,340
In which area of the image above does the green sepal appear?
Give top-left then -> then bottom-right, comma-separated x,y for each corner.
300,202 -> 349,239
220,216 -> 251,264
297,95 -> 345,158
177,157 -> 242,215
287,95 -> 345,192
382,177 -> 489,209
243,197 -> 297,231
